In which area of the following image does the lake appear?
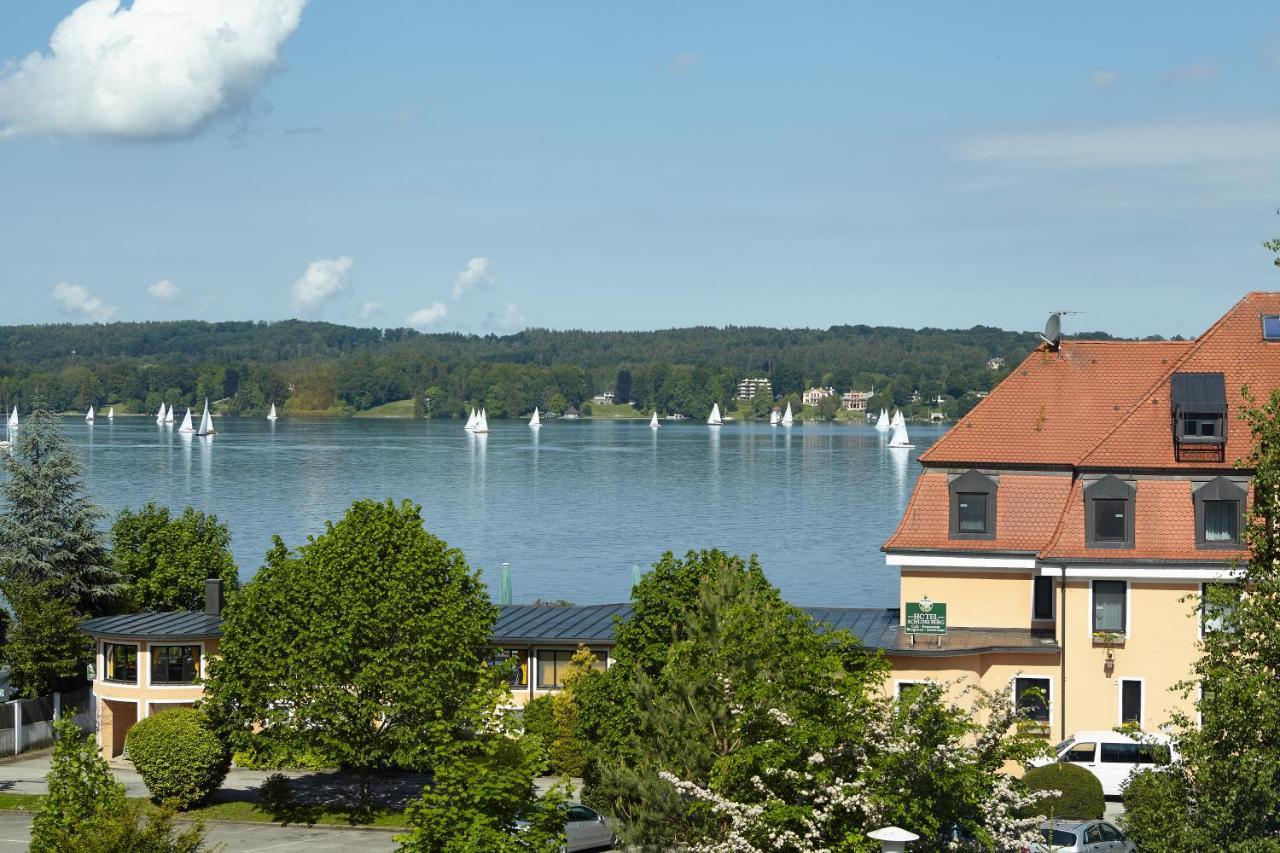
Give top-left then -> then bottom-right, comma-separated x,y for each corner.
62,416 -> 946,608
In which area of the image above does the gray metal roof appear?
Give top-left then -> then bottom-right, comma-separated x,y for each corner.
495,604 -> 1060,658
80,611 -> 222,639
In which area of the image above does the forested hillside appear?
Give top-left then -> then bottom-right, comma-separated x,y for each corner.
0,320 -> 1120,421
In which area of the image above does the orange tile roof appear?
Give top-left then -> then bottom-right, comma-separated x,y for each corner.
1041,479 -> 1247,563
884,471 -> 1075,554
919,340 -> 1193,468
1080,292 -> 1280,470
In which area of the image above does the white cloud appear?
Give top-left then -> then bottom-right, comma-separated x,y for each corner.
0,0 -> 307,140
484,302 -> 525,333
291,256 -> 352,313
360,300 -> 384,320
407,302 -> 448,329
452,257 -> 493,302
147,279 -> 181,302
954,116 -> 1280,170
52,282 -> 115,322
1089,70 -> 1118,88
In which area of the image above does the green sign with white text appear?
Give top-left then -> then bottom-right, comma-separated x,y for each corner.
905,599 -> 947,635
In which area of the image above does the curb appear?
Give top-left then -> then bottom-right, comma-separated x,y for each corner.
172,816 -> 403,834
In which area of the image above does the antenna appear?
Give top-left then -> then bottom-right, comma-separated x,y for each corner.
1040,310 -> 1078,351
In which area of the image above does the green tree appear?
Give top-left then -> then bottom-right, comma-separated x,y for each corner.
204,499 -> 498,811
399,703 -> 568,852
32,718 -> 205,853
548,646 -> 597,777
1,579 -> 90,697
111,503 -> 239,611
615,369 -> 633,404
0,406 -> 121,614
1120,386 -> 1280,850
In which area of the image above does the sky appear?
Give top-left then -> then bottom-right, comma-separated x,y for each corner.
1,2 -> 1278,340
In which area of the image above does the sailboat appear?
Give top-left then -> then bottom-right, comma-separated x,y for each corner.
888,418 -> 914,449
85,406 -> 95,422
529,407 -> 541,428
107,407 -> 114,421
195,399 -> 215,436
464,408 -> 477,431
1,406 -> 15,448
875,408 -> 890,431
781,402 -> 794,427
650,411 -> 660,429
178,407 -> 195,433
891,409 -> 906,431
769,408 -> 781,426
164,404 -> 175,424
156,402 -> 166,424
473,408 -> 490,434
267,403 -> 278,422
707,403 -> 723,427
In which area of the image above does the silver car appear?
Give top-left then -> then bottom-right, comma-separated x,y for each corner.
517,802 -> 617,852
1017,819 -> 1135,852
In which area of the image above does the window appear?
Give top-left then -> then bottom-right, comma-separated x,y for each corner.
1084,825 -> 1104,845
896,681 -> 926,703
536,649 -> 606,689
149,645 -> 199,685
1013,676 -> 1050,724
567,806 -> 600,823
1201,583 -> 1236,635
1120,680 -> 1142,726
1101,742 -> 1141,764
1099,823 -> 1125,843
1171,373 -> 1227,452
1094,499 -> 1127,541
1033,576 -> 1055,621
1063,741 -> 1096,763
103,643 -> 138,684
1264,315 -> 1280,340
1092,580 -> 1127,634
1084,476 -> 1135,548
948,470 -> 997,540
1180,413 -> 1223,439
1195,478 -> 1246,548
490,649 -> 529,688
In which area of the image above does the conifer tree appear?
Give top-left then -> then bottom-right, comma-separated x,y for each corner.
0,406 -> 121,614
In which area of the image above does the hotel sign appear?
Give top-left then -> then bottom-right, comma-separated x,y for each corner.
905,598 -> 947,635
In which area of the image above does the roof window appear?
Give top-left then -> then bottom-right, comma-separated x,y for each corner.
1263,315 -> 1280,341
948,469 -> 997,540
1170,372 -> 1226,462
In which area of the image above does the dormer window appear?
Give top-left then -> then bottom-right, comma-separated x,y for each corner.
949,469 -> 997,540
1194,477 -> 1246,548
1171,372 -> 1227,462
1085,475 -> 1135,548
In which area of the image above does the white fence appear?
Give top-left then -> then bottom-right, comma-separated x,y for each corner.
0,688 -> 92,756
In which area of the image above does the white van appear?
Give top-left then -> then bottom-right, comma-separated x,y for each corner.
1032,730 -> 1175,796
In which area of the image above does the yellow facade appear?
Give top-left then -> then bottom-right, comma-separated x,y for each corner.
900,569 -> 1035,630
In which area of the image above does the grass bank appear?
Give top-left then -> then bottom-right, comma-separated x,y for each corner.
0,792 -> 407,829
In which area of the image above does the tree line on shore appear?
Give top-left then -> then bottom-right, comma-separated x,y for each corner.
0,318 -> 1139,422
8,398 -> 1280,851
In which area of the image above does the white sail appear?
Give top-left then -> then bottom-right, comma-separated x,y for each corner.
781,402 -> 794,427
650,411 -> 660,429
464,408 -> 476,431
156,402 -> 166,423
875,408 -> 890,431
196,399 -> 215,436
8,407 -> 17,429
891,409 -> 906,430
178,408 -> 195,433
474,408 -> 489,434
888,420 -> 914,448
529,407 -> 541,427
267,403 -> 278,421
164,403 -> 175,423
107,407 -> 114,421
769,408 -> 780,426
85,406 -> 94,422
707,403 -> 722,426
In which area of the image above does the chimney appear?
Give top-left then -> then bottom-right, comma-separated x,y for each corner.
204,578 -> 225,616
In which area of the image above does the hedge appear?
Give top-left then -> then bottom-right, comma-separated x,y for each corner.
1018,762 -> 1105,820
126,708 -> 230,810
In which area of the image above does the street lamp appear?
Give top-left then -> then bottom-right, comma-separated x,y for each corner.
867,826 -> 920,853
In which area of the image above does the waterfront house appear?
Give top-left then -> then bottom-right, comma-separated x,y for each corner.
882,292 -> 1278,741
591,392 -> 615,406
80,580 -> 224,760
803,387 -> 835,406
736,377 -> 772,401
842,390 -> 873,412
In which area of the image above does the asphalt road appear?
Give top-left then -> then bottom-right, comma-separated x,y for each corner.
0,811 -> 401,852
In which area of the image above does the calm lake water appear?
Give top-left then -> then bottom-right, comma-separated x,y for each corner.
61,416 -> 947,608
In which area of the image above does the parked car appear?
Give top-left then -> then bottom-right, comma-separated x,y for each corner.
1030,729 -> 1174,796
1015,819 -> 1135,852
516,802 -> 617,852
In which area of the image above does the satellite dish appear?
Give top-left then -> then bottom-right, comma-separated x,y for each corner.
1040,313 -> 1062,350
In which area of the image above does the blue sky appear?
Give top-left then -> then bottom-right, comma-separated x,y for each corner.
1,1 -> 1278,339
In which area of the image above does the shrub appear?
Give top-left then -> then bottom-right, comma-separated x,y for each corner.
127,708 -> 230,809
522,695 -> 556,744
1120,768 -> 1196,853
1018,762 -> 1105,820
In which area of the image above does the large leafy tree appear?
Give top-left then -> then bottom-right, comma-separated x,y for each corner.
111,503 -> 239,611
0,406 -> 121,614
2,579 -> 90,698
1121,387 -> 1280,850
204,498 -> 498,811
580,550 -> 1045,851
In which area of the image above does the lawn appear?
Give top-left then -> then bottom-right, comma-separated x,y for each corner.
352,398 -> 416,418
584,403 -> 648,419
